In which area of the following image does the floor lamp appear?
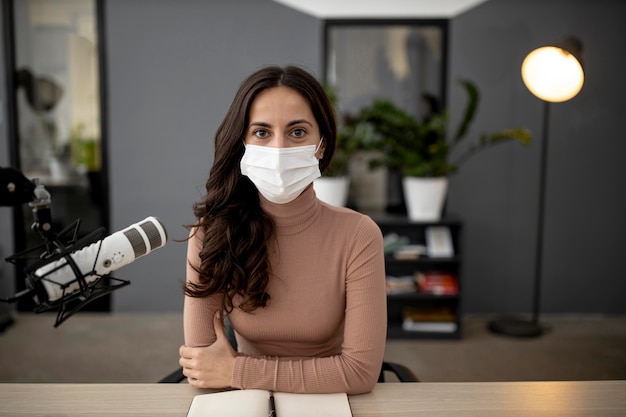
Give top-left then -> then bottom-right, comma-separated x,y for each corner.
489,37 -> 585,337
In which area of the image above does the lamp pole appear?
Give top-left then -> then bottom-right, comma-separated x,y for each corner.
532,100 -> 550,326
488,99 -> 551,337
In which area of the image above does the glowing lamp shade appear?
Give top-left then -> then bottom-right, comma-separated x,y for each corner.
521,46 -> 584,103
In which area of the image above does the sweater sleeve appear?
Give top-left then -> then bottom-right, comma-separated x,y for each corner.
183,228 -> 222,347
230,217 -> 387,395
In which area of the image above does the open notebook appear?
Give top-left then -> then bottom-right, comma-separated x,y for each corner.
186,389 -> 352,417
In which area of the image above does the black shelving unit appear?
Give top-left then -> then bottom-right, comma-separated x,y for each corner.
373,215 -> 463,339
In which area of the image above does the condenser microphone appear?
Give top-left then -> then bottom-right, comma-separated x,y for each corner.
26,216 -> 168,305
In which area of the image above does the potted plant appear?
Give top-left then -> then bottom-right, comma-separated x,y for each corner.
314,85 -> 373,207
313,128 -> 354,206
357,79 -> 532,220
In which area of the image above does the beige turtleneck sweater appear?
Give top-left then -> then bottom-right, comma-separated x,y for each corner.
183,185 -> 387,394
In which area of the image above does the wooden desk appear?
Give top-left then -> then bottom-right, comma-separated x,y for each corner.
0,381 -> 624,416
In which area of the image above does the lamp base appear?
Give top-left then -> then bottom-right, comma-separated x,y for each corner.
488,317 -> 544,338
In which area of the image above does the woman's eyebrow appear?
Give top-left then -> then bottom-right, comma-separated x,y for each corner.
287,119 -> 313,127
248,121 -> 272,129
248,119 -> 313,129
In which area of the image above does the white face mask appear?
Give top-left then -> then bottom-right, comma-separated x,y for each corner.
240,139 -> 323,204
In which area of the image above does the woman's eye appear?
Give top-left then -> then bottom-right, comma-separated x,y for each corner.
291,128 -> 307,138
253,129 -> 269,139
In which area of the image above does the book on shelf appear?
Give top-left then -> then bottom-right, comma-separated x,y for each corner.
402,306 -> 457,333
386,275 -> 417,294
403,306 -> 456,322
392,244 -> 427,260
186,389 -> 352,417
416,271 -> 458,295
402,319 -> 457,333
382,232 -> 409,254
425,226 -> 454,258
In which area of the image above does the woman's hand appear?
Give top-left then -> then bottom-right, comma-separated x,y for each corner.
179,311 -> 236,388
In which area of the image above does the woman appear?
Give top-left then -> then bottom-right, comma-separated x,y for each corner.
179,65 -> 386,395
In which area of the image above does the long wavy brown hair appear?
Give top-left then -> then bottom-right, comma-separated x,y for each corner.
184,65 -> 337,313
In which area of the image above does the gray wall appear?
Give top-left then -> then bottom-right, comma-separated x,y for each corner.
2,0 -> 624,316
447,0 -> 626,314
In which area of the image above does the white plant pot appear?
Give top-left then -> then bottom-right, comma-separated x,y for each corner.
348,151 -> 387,214
402,176 -> 449,221
313,176 -> 350,207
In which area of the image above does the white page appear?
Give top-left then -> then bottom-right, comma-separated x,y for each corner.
186,389 -> 270,417
274,392 -> 352,417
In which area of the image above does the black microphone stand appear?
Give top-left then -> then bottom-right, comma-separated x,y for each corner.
0,167 -> 36,333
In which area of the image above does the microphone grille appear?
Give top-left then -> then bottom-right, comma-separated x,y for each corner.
123,228 -> 147,258
121,217 -> 168,259
139,218 -> 165,250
